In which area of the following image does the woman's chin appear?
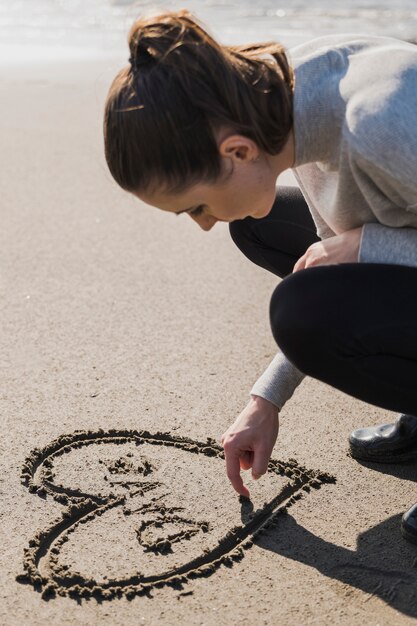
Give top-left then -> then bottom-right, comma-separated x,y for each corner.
251,205 -> 273,219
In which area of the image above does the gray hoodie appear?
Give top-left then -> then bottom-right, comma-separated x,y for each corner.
251,34 -> 417,409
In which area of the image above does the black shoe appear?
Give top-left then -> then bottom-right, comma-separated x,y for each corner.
401,503 -> 417,544
349,414 -> 417,463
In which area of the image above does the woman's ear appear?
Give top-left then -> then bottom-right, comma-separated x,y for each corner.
218,134 -> 260,163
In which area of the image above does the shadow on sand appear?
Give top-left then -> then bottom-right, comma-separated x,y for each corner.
257,460 -> 417,618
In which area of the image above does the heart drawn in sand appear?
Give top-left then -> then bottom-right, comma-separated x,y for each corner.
17,429 -> 335,601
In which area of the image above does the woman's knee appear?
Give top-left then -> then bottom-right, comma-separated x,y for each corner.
229,217 -> 259,257
269,270 -> 329,370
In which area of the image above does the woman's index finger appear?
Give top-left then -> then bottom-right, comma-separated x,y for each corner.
224,447 -> 250,498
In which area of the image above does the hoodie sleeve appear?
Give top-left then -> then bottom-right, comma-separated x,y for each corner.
250,351 -> 305,410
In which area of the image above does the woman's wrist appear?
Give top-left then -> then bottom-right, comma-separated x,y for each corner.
250,394 -> 279,414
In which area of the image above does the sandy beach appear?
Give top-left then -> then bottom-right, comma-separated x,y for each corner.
1,53 -> 417,625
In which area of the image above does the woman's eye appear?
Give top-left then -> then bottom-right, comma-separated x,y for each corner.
189,205 -> 205,217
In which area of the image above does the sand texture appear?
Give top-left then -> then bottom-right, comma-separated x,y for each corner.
2,55 -> 417,625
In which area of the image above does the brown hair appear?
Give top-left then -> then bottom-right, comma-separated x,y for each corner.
103,10 -> 294,195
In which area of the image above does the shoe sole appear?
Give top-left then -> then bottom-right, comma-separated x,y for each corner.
349,444 -> 417,464
401,524 -> 417,545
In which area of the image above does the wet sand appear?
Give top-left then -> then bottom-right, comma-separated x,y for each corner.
1,56 -> 417,625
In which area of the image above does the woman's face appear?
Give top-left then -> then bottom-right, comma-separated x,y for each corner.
135,131 -> 294,231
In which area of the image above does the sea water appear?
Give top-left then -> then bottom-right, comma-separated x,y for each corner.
0,0 -> 416,61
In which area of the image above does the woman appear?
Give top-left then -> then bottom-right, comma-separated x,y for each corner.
103,10 -> 417,542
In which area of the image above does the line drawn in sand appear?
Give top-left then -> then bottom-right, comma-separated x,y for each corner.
17,429 -> 335,601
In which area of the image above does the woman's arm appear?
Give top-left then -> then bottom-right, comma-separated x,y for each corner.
222,220 -> 417,496
293,223 -> 417,271
360,223 -> 417,267
251,351 -> 305,409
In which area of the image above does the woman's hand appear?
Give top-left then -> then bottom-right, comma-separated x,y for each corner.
293,227 -> 363,272
221,395 -> 279,498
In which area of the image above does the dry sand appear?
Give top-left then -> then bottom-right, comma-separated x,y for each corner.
1,54 -> 417,625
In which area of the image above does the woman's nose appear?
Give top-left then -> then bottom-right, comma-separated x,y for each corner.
192,214 -> 218,231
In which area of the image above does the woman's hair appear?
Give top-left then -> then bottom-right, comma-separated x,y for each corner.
104,10 -> 294,195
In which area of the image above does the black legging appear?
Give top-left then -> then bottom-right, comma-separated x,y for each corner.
229,186 -> 417,415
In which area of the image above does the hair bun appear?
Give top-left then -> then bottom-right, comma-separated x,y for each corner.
128,40 -> 156,73
127,10 -> 211,75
